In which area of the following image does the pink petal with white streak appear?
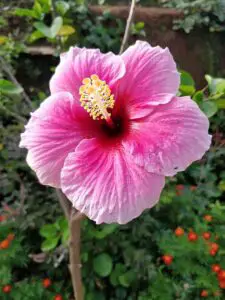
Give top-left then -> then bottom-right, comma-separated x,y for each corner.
61,138 -> 165,224
20,92 -> 96,187
123,96 -> 211,176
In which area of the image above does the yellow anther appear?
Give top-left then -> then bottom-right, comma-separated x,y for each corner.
79,74 -> 115,121
91,74 -> 99,80
82,78 -> 91,85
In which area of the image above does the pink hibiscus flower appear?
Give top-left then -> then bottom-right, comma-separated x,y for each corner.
20,41 -> 211,224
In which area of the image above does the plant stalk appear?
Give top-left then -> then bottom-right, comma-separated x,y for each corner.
69,210 -> 83,300
119,0 -> 136,54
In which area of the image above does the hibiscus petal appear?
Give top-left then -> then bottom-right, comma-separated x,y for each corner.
61,138 -> 165,224
123,96 -> 211,176
50,47 -> 125,101
117,40 -> 180,116
20,92 -> 95,188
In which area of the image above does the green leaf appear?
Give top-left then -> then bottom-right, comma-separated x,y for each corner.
61,227 -> 69,245
56,217 -> 68,231
110,263 -> 126,286
28,30 -> 45,43
118,270 -> 136,287
199,101 -> 218,118
214,98 -> 225,109
93,253 -> 113,277
0,79 -> 23,95
38,0 -> 51,14
205,74 -> 225,94
34,16 -> 63,38
179,71 -> 196,96
41,236 -> 59,251
39,224 -> 58,238
0,35 -> 8,45
57,25 -> 76,36
193,90 -> 204,103
94,224 -> 118,239
56,1 -> 70,16
218,180 -> 225,191
14,8 -> 37,18
33,1 -> 43,19
135,22 -> 145,30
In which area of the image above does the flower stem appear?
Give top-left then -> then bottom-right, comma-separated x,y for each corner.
69,210 -> 84,300
56,191 -> 84,300
119,0 -> 137,54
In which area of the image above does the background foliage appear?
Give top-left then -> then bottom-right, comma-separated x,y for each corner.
0,0 -> 225,299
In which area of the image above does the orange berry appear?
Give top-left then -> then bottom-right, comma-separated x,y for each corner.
204,215 -> 212,222
210,249 -> 217,256
54,295 -> 63,300
0,239 -> 10,249
190,185 -> 197,191
2,285 -> 12,293
162,255 -> 173,266
202,232 -> 211,240
200,290 -> 208,297
176,184 -> 184,196
211,243 -> 219,252
42,278 -> 52,288
0,215 -> 7,222
188,232 -> 198,242
175,227 -> 184,237
219,279 -> 225,289
212,264 -> 221,273
218,270 -> 225,281
7,233 -> 15,241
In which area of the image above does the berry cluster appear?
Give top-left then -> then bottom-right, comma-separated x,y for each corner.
161,214 -> 224,297
2,278 -> 63,299
42,278 -> 63,299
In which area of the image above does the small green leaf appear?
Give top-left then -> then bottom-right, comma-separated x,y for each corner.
28,30 -> 45,43
39,224 -> 58,238
57,25 -> 76,36
56,1 -> 70,16
34,17 -> 63,39
93,253 -> 113,277
205,74 -> 225,94
179,71 -> 196,96
61,227 -> 70,245
56,217 -> 68,231
41,236 -> 59,251
214,98 -> 225,109
110,263 -> 126,286
94,224 -> 118,239
135,22 -> 145,30
0,80 -> 23,95
193,90 -> 204,103
219,180 -> 225,191
199,101 -> 218,118
50,17 -> 63,38
14,8 -> 37,18
0,35 -> 8,45
118,270 -> 136,287
33,1 -> 43,19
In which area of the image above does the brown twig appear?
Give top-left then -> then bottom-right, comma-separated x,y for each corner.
0,56 -> 33,110
56,191 -> 84,299
69,209 -> 83,300
56,189 -> 71,220
119,0 -> 136,54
